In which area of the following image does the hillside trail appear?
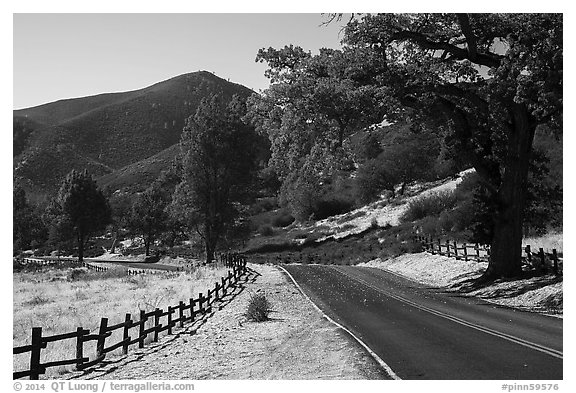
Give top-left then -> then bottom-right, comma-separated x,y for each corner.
67,264 -> 386,380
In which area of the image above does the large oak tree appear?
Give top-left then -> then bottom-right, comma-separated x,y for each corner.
250,13 -> 562,282
342,13 -> 562,281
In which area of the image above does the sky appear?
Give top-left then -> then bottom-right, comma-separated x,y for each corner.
13,13 -> 348,109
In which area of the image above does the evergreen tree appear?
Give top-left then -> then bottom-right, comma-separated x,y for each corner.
127,184 -> 169,256
47,170 -> 111,261
174,94 -> 258,263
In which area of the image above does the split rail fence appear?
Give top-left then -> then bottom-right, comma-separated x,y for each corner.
416,235 -> 562,275
13,253 -> 248,380
14,257 -> 186,275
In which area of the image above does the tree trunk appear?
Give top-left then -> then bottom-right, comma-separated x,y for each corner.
110,232 -> 117,253
480,104 -> 536,281
77,233 -> 84,262
144,238 -> 151,256
400,182 -> 407,196
205,241 -> 214,265
204,221 -> 220,264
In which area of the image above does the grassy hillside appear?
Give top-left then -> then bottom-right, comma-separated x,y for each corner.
14,71 -> 254,200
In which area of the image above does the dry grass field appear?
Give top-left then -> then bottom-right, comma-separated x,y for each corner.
13,263 -> 229,378
522,232 -> 563,253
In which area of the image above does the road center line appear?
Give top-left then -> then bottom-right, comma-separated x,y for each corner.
330,265 -> 563,360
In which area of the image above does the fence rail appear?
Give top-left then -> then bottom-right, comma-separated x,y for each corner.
13,254 -> 247,380
416,235 -> 562,275
14,257 -> 188,276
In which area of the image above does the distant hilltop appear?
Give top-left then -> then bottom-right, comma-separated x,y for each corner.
13,71 -> 255,202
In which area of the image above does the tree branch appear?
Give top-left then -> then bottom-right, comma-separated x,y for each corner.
457,14 -> 478,61
390,30 -> 502,68
433,84 -> 489,115
434,96 -> 500,192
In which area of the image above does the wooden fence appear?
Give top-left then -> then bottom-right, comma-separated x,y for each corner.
416,235 -> 562,275
220,252 -> 247,270
14,257 -> 187,275
13,256 -> 248,380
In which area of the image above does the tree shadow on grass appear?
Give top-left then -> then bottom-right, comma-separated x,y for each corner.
449,270 -> 562,300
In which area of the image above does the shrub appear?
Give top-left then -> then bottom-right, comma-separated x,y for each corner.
250,197 -> 278,215
259,225 -> 274,237
244,291 -> 272,322
355,158 -> 397,204
67,268 -> 87,281
271,210 -> 295,227
401,191 -> 458,222
313,198 -> 354,220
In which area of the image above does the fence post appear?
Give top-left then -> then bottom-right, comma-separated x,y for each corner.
552,249 -> 559,275
463,244 -> 468,261
76,327 -> 85,370
221,277 -> 227,296
179,301 -> 185,328
538,248 -> 547,272
167,306 -> 173,335
119,314 -> 129,355
198,293 -> 204,314
190,298 -> 195,322
446,240 -> 451,257
525,245 -> 532,267
30,327 -> 42,380
437,238 -> 442,255
475,243 -> 481,260
453,241 -> 459,259
154,308 -> 161,342
96,318 -> 108,359
139,310 -> 146,348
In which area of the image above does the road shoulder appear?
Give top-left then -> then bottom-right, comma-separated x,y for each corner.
76,263 -> 386,380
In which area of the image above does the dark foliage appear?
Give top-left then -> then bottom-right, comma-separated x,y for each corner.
174,94 -> 259,263
44,169 -> 111,261
13,184 -> 48,253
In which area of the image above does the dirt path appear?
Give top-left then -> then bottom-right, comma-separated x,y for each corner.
68,263 -> 386,380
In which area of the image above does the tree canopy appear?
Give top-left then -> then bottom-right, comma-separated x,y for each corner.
343,13 -> 562,280
249,13 -> 562,281
13,184 -> 47,253
127,184 -> 169,256
45,169 -> 111,261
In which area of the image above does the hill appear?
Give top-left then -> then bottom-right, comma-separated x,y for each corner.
97,144 -> 180,194
14,71 -> 255,201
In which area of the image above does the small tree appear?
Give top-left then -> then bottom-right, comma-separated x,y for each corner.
175,94 -> 257,263
47,170 -> 111,261
127,184 -> 169,256
355,157 -> 397,203
107,191 -> 133,253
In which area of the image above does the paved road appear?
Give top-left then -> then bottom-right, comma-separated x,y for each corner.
282,264 -> 563,380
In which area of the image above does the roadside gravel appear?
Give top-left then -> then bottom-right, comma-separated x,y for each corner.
68,263 -> 386,380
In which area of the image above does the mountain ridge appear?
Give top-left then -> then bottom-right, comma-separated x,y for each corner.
13,71 -> 256,202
